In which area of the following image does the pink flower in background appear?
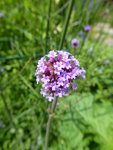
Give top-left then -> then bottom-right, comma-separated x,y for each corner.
35,50 -> 85,101
84,25 -> 91,33
71,38 -> 79,49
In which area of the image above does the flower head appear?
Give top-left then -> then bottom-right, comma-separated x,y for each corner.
84,25 -> 91,33
71,38 -> 79,49
35,50 -> 85,101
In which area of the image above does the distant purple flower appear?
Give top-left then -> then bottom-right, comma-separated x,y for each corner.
104,59 -> 110,65
88,0 -> 93,9
74,20 -> 80,26
88,46 -> 94,53
99,68 -> 103,74
72,84 -> 78,90
0,13 -> 4,18
72,38 -> 79,49
0,121 -> 5,128
35,50 -> 85,101
0,68 -> 4,73
84,25 -> 91,33
78,31 -> 85,39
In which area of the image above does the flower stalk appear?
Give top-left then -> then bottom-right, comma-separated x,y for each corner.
59,0 -> 74,49
45,0 -> 52,54
45,96 -> 57,150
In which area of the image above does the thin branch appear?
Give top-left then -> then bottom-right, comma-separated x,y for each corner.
45,96 -> 57,150
45,0 -> 52,53
59,0 -> 74,49
51,0 -> 69,18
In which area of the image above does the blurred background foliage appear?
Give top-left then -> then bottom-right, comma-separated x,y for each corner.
0,0 -> 113,150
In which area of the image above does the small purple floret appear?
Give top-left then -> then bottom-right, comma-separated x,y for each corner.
71,38 -> 79,49
84,25 -> 91,33
35,50 -> 85,101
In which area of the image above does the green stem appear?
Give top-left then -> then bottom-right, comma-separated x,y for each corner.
51,0 -> 69,18
45,96 -> 57,150
45,0 -> 52,54
59,0 -> 74,50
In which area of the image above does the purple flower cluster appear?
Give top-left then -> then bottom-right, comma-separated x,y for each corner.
35,50 -> 85,101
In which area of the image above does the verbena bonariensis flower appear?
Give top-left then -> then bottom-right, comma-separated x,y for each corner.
35,50 -> 85,101
71,38 -> 79,49
84,25 -> 91,33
